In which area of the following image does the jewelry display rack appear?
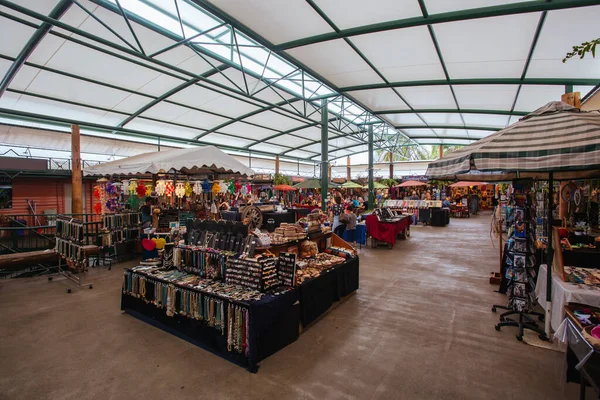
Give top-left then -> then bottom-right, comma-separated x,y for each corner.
96,212 -> 142,267
54,215 -> 95,290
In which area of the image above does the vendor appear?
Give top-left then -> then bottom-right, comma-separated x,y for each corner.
442,197 -> 451,208
140,197 -> 153,229
219,196 -> 230,211
330,196 -> 345,233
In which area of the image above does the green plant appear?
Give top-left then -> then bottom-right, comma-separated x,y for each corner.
563,38 -> 599,63
273,173 -> 292,186
379,178 -> 397,187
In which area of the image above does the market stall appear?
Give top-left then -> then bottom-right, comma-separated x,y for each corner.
365,212 -> 411,248
426,101 -> 600,340
120,205 -> 358,371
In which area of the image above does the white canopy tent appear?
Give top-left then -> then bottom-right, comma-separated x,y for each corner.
83,145 -> 254,177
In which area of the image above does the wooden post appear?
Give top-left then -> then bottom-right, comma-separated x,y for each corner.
328,165 -> 332,182
439,145 -> 444,159
346,156 -> 351,181
388,151 -> 393,179
71,124 -> 83,214
275,155 -> 280,175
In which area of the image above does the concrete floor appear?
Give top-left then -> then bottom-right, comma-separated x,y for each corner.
0,213 -> 583,400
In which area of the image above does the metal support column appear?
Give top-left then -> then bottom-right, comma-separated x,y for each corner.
368,125 -> 374,209
321,99 -> 328,212
545,172 -> 554,337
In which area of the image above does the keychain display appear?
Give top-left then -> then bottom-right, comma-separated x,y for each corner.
55,216 -> 84,242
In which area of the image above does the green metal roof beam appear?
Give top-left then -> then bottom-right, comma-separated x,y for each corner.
395,125 -> 500,131
2,1 -> 335,134
116,64 -> 228,129
340,78 -> 600,92
0,108 -> 316,162
375,109 -> 529,116
275,0 -> 600,50
509,11 -> 548,125
5,88 -> 317,153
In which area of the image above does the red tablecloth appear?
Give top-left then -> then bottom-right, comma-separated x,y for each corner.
365,215 -> 410,247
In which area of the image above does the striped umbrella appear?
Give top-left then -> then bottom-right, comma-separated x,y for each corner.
426,101 -> 600,339
426,102 -> 600,179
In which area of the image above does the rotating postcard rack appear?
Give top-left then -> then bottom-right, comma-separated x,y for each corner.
493,180 -> 548,341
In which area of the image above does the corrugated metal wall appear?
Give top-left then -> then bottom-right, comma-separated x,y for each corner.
0,178 -> 95,217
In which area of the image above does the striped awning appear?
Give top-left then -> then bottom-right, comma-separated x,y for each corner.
426,102 -> 600,179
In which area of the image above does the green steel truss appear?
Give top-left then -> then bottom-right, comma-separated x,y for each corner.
0,0 -> 597,166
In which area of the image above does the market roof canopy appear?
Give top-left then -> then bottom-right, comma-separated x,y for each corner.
0,0 -> 598,162
83,145 -> 254,177
426,102 -> 600,179
449,181 -> 486,187
341,181 -> 363,188
397,180 -> 428,187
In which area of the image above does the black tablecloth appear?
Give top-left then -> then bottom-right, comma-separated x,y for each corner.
297,257 -> 359,326
221,211 -> 241,221
563,248 -> 600,269
121,284 -> 299,372
262,212 -> 295,231
287,208 -> 311,221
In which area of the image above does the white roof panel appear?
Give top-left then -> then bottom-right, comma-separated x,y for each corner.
218,121 -> 277,140
514,85 -> 565,112
201,133 -> 254,147
453,85 -> 518,111
461,113 -> 509,127
351,27 -> 446,82
434,13 -> 539,79
286,40 -> 384,88
208,0 -> 333,45
346,89 -> 409,111
0,16 -> 35,58
419,113 -> 463,126
382,113 -> 426,125
528,6 -> 600,80
396,85 -> 456,109
171,109 -> 230,130
312,0 -> 422,30
424,0 -> 535,15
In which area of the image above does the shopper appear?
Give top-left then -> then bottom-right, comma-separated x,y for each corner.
140,197 -> 153,229
344,204 -> 358,247
330,195 -> 344,233
409,191 -> 419,200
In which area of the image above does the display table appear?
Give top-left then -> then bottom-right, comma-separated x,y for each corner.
557,318 -> 600,398
342,223 -> 367,246
287,207 -> 311,221
262,211 -> 295,230
536,264 -> 600,330
121,272 -> 299,372
221,211 -> 241,222
297,257 -> 359,326
563,247 -> 600,269
364,215 -> 410,248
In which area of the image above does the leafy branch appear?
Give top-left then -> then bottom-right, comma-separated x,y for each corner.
563,38 -> 599,63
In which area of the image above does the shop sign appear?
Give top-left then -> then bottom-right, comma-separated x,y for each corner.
401,175 -> 428,182
291,176 -> 304,183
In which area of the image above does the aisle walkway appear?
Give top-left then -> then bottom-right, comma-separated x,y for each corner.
0,213 -> 579,400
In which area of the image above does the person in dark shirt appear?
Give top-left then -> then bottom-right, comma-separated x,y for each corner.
140,197 -> 152,229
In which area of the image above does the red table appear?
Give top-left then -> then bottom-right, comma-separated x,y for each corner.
365,215 -> 410,248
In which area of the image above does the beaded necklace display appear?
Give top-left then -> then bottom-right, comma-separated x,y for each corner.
123,268 -> 252,354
